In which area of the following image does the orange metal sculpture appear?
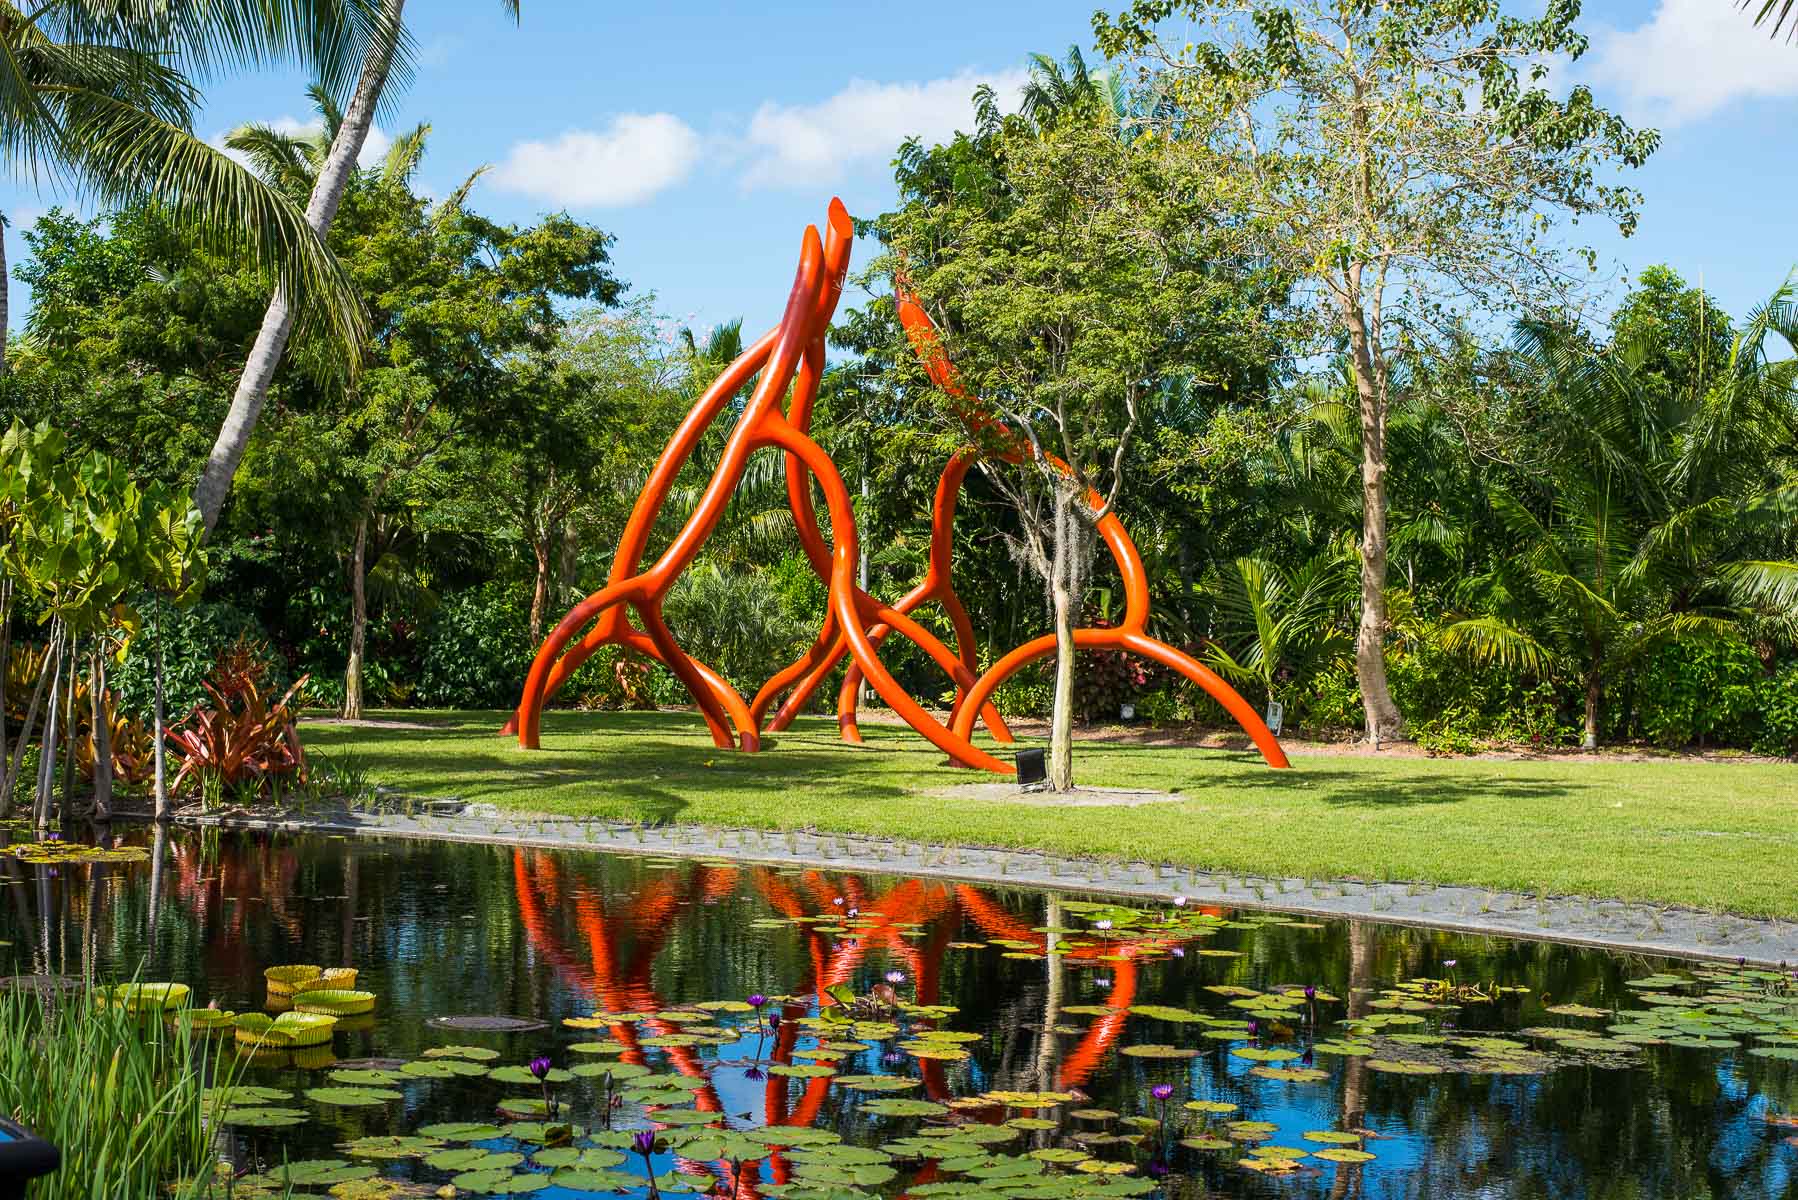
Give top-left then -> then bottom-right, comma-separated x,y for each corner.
508,198 -> 1290,773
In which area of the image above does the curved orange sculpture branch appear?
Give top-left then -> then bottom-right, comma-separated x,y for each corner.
509,197 -> 1288,774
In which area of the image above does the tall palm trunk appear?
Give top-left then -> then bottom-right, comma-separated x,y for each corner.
34,635 -> 66,831
1,623 -> 56,817
192,0 -> 407,534
0,208 -> 9,376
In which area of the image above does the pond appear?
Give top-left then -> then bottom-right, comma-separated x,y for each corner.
2,826 -> 1796,1198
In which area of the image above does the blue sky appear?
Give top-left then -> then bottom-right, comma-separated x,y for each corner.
4,0 -> 1795,343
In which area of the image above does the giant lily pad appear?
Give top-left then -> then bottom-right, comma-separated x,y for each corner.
293,989 -> 376,1016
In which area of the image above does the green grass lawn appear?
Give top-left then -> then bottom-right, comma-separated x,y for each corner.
301,709 -> 1798,920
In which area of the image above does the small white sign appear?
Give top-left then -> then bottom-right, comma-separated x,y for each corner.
1120,703 -> 1136,721
1264,699 -> 1285,736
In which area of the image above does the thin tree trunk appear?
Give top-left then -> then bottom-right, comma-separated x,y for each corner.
192,0 -> 407,534
1,577 -> 13,769
57,633 -> 77,825
89,644 -> 112,820
529,531 -> 552,646
1047,490 -> 1087,793
343,508 -> 371,719
558,521 -> 579,594
1582,658 -> 1602,751
153,612 -> 170,820
34,634 -> 64,831
1,623 -> 55,817
1341,291 -> 1405,746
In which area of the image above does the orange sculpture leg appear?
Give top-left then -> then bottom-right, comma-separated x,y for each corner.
509,195 -> 1287,776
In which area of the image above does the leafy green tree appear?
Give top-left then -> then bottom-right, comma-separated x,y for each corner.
877,74 -> 1279,790
228,103 -> 618,717
1097,0 -> 1660,746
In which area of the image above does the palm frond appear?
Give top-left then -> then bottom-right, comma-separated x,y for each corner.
1719,560 -> 1798,613
1745,0 -> 1798,41
380,119 -> 429,186
59,89 -> 364,355
1437,617 -> 1555,676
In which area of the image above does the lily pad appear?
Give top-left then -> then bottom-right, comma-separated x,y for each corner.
305,1085 -> 403,1107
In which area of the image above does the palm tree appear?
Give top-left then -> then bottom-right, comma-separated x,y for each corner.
192,0 -> 524,536
1453,307 -> 1798,748
1200,548 -> 1356,721
0,0 -> 393,375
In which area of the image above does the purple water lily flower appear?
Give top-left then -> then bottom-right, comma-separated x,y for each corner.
529,1056 -> 553,1081
1150,1083 -> 1174,1101
847,907 -> 859,919
1442,960 -> 1457,969
1170,947 -> 1185,959
1171,896 -> 1186,907
1094,919 -> 1113,931
1304,985 -> 1317,1001
832,897 -> 845,907
1247,1020 -> 1259,1038
743,1064 -> 766,1081
881,1048 -> 908,1067
885,970 -> 906,986
748,994 -> 768,1009
633,1130 -> 659,1156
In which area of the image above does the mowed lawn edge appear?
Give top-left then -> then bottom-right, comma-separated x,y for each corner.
300,710 -> 1798,922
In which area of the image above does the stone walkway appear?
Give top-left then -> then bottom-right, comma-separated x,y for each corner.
178,806 -> 1798,968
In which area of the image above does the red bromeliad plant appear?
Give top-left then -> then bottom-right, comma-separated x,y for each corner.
167,637 -> 309,799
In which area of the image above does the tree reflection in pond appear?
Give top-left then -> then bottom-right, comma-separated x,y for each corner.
0,827 -> 1794,1198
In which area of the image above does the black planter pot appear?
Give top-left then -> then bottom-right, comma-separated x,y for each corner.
0,1117 -> 58,1200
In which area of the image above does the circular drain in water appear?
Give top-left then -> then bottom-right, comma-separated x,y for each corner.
428,1014 -> 548,1033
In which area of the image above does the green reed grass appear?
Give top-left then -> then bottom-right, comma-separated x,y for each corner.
0,984 -> 242,1199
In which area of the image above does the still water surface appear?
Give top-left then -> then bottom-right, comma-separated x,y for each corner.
2,827 -> 1795,1198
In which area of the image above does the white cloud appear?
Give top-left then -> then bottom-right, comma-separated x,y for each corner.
1585,0 -> 1798,125
740,68 -> 1030,190
492,113 -> 702,207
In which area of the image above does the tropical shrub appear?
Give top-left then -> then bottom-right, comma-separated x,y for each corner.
419,580 -> 639,711
1630,637 -> 1762,750
992,661 -> 1051,719
110,596 -> 284,725
416,581 -> 537,709
167,638 -> 308,800
662,561 -> 812,698
1753,662 -> 1798,757
1075,646 -> 1152,723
